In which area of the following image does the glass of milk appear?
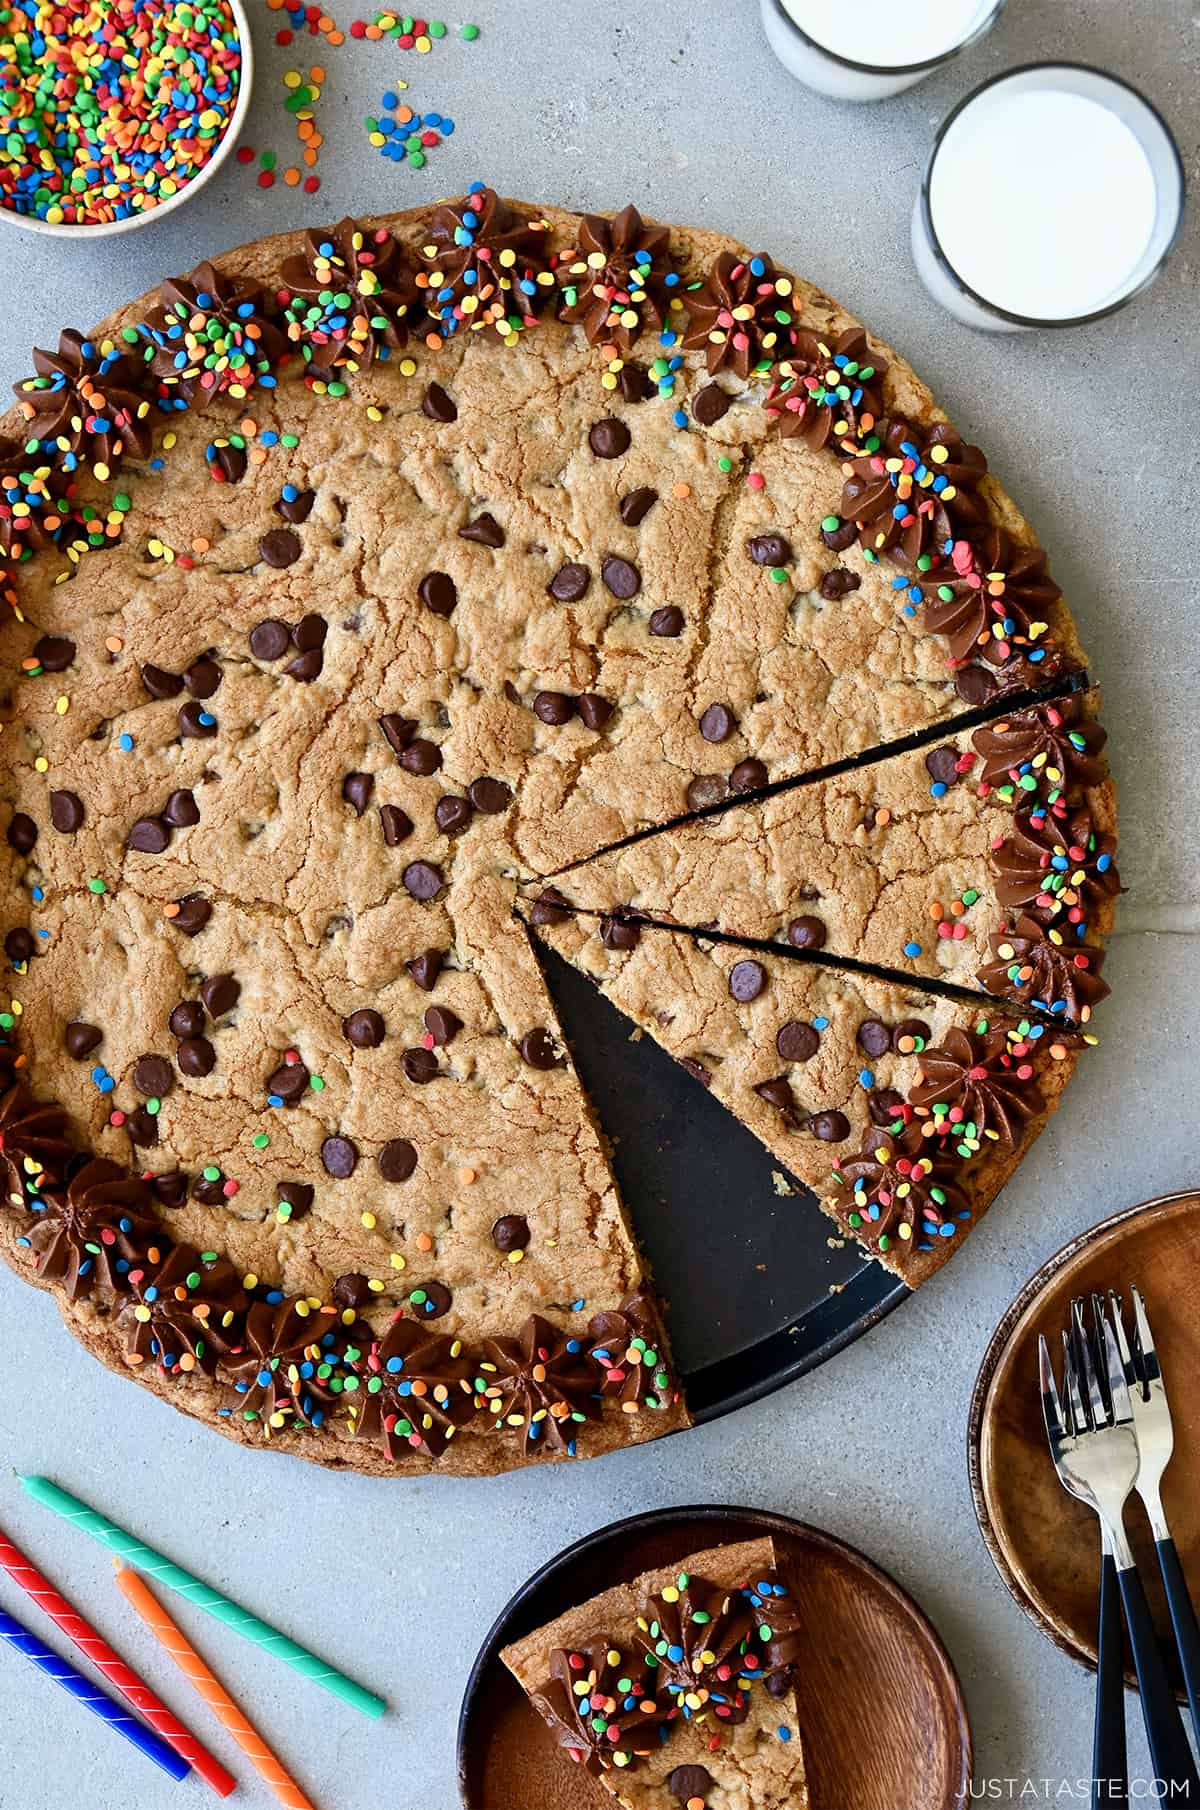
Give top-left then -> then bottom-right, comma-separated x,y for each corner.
760,0 -> 1006,101
913,64 -> 1185,331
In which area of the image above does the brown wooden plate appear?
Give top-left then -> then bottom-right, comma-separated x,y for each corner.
458,1504 -> 972,1810
968,1188 -> 1200,1694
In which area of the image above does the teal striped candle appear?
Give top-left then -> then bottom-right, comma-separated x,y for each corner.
20,1476 -> 386,1721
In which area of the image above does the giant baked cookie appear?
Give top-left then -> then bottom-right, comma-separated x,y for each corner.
0,192 -> 1115,1473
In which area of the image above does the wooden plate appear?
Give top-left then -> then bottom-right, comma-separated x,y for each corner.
968,1189 -> 1200,1692
458,1504 -> 972,1810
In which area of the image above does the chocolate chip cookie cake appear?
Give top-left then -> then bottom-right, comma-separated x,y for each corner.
0,191 -> 1117,1476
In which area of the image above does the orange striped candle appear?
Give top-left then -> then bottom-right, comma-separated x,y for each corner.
114,1566 -> 318,1810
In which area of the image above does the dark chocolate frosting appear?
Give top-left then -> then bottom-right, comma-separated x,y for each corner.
0,437 -> 73,555
537,1641 -> 664,1774
682,250 -> 799,378
993,805 -> 1120,924
910,1024 -> 1043,1151
478,1313 -> 602,1456
280,219 -> 419,376
0,1083 -> 72,1205
557,205 -> 679,354
24,1157 -> 160,1301
828,1124 -> 970,1255
351,1312 -> 478,1459
219,1296 -> 343,1431
587,1290 -> 675,1412
121,1242 -> 247,1377
633,1568 -> 757,1722
420,187 -> 551,341
766,327 -> 887,454
840,421 -> 989,567
978,916 -> 1110,1020
741,1570 -> 805,1683
14,330 -> 155,478
922,528 -> 1061,663
972,697 -> 1108,793
140,262 -> 287,401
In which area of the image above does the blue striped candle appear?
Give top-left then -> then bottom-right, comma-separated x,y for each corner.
0,1603 -> 189,1782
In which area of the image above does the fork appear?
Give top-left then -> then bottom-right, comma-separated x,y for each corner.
1109,1286 -> 1200,1733
1039,1305 -> 1199,1796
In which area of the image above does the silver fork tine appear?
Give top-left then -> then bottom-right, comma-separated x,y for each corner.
1107,1290 -> 1140,1396
1038,1333 -> 1067,1442
1072,1297 -> 1107,1429
1063,1325 -> 1090,1434
1131,1286 -> 1163,1387
1096,1302 -> 1135,1427
1088,1293 -> 1114,1421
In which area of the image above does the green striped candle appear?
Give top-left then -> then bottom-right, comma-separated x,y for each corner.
20,1476 -> 386,1720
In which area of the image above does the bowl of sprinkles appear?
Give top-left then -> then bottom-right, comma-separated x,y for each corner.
0,0 -> 252,235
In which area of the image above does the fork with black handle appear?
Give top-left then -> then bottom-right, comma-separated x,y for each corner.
1078,1303 -> 1128,1809
1110,1286 -> 1200,1734
1039,1305 -> 1198,1799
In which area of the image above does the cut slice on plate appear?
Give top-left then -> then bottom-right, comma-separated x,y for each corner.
522,913 -> 1083,1281
502,1536 -> 807,1810
526,691 -> 1117,1026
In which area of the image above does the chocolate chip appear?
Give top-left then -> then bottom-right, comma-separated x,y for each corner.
520,1028 -> 562,1070
178,701 -> 217,739
184,655 -> 221,699
686,774 -> 728,810
276,1179 -> 314,1217
400,738 -> 441,777
619,488 -> 658,527
649,606 -> 684,639
4,927 -> 34,963
380,805 -> 414,847
266,1060 -> 309,1103
133,1053 -> 174,1098
777,1020 -> 820,1062
693,383 -> 731,425
424,1005 -> 462,1046
679,1056 -> 712,1088
869,1088 -> 906,1126
748,533 -> 792,566
6,813 -> 37,854
469,776 -> 511,814
529,888 -> 570,926
894,1017 -> 932,1051
192,1168 -> 225,1204
402,860 -> 443,901
65,1021 -> 102,1058
729,960 -> 766,1002
459,512 -> 504,548
378,1138 -> 418,1182
787,915 -> 826,950
33,635 -> 75,672
125,1106 -> 159,1147
403,1047 -> 438,1084
821,515 -> 858,553
342,772 -> 374,815
168,1001 -> 206,1039
275,486 -> 315,524
259,528 -> 301,568
411,1279 -> 452,1318
142,663 -> 183,699
321,1135 -> 358,1178
491,1214 -> 531,1253
406,949 -> 444,991
250,619 -> 290,660
954,664 -> 997,706
578,693 -> 613,731
730,758 -> 768,793
618,362 -> 652,403
177,1036 -> 216,1077
418,572 -> 457,617
699,703 -> 735,743
163,789 -> 199,827
755,1076 -> 800,1124
200,974 -> 240,1018
292,614 -> 327,653
925,746 -> 962,788
379,713 -> 417,754
171,896 -> 211,937
601,555 -> 641,597
49,790 -> 84,833
667,1767 -> 714,1806
534,690 -> 575,726
820,567 -> 861,601
343,1008 -> 385,1048
809,1109 -> 851,1143
151,1171 -> 189,1206
857,1019 -> 893,1058
435,795 -> 473,835
422,381 -> 457,422
600,915 -> 640,950
128,816 -> 170,854
330,1272 -> 371,1311
285,648 -> 324,683
589,418 -> 631,458
548,562 -> 590,601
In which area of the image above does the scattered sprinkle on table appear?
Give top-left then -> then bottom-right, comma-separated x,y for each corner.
363,96 -> 453,165
0,0 -> 243,227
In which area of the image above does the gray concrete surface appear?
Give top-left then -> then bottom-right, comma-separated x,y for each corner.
0,2 -> 1197,1805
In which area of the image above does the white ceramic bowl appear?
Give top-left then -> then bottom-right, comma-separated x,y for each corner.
0,0 -> 253,240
